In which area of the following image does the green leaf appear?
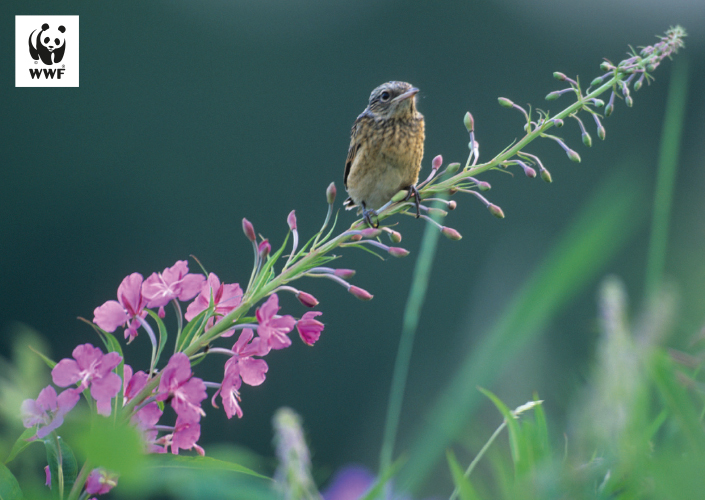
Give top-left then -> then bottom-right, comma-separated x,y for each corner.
73,416 -> 145,478
447,449 -> 482,500
0,462 -> 23,499
146,309 -> 169,369
4,428 -> 41,464
177,309 -> 210,352
147,455 -> 269,480
27,346 -> 56,370
44,436 -> 78,497
478,388 -> 522,468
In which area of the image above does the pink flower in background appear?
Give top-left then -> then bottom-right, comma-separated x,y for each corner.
184,273 -> 243,330
51,344 -> 122,416
230,328 -> 268,386
297,311 -> 324,346
93,273 -> 148,342
214,363 -> 243,419
142,260 -> 205,318
157,353 -> 206,423
85,468 -> 118,495
166,417 -> 204,455
21,385 -> 80,439
256,294 -> 296,351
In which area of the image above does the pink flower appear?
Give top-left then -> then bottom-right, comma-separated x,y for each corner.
256,294 -> 296,351
297,311 -> 324,346
215,364 -> 243,419
142,260 -> 205,318
93,273 -> 148,342
52,344 -> 122,416
122,364 -> 149,404
184,273 -> 243,330
21,385 -> 80,440
85,468 -> 118,495
162,417 -> 204,455
157,353 -> 206,423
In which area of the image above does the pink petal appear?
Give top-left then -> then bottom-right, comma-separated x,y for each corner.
232,329 -> 254,354
93,300 -> 128,332
240,358 -> 268,387
117,273 -> 145,316
178,274 -> 206,302
52,358 -> 81,387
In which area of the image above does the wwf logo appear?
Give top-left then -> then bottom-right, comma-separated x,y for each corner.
29,22 -> 66,66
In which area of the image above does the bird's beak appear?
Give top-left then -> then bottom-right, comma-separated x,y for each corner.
393,87 -> 419,102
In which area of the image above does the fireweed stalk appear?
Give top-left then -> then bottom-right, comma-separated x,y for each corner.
14,27 -> 685,498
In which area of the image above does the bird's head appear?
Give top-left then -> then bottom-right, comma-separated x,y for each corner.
367,81 -> 419,119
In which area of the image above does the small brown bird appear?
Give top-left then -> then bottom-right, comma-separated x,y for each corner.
343,81 -> 425,226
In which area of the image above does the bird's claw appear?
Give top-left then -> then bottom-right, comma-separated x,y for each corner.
362,202 -> 379,228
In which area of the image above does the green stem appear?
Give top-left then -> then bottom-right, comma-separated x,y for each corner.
644,57 -> 689,296
379,197 -> 446,474
67,461 -> 91,500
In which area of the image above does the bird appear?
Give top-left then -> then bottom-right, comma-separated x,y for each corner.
343,81 -> 425,227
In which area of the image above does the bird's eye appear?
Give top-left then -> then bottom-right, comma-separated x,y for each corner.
380,91 -> 391,102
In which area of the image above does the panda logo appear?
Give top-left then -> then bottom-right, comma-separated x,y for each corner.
29,23 -> 66,65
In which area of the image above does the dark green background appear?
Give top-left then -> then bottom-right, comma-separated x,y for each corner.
2,0 -> 704,495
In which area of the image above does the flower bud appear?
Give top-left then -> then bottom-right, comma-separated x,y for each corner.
625,96 -> 633,108
432,155 -> 443,171
287,210 -> 297,231
540,168 -> 552,183
605,103 -> 614,117
427,207 -> 448,217
545,91 -> 561,101
524,166 -> 537,178
348,285 -> 373,301
477,181 -> 491,191
634,79 -> 642,91
326,182 -> 337,204
498,97 -> 514,108
582,132 -> 592,147
552,118 -> 564,128
388,247 -> 410,258
591,99 -> 605,108
600,61 -> 612,72
242,218 -> 256,242
297,291 -> 319,308
590,76 -> 604,87
647,64 -> 656,72
334,269 -> 356,279
441,226 -> 462,240
350,234 -> 362,242
463,112 -> 474,132
360,228 -> 382,238
567,149 -> 581,162
388,230 -> 402,243
597,125 -> 606,141
445,162 -> 460,175
553,71 -> 567,81
447,200 -> 457,210
258,239 -> 271,259
448,187 -> 458,195
488,204 -> 505,219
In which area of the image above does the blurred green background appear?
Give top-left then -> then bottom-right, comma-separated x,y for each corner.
1,0 -> 704,497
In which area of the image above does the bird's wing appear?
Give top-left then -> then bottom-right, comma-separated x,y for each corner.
344,114 -> 364,189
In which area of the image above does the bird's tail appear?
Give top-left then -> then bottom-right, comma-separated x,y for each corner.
343,197 -> 357,211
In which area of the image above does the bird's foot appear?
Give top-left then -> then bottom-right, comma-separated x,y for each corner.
361,202 -> 379,228
405,185 -> 421,218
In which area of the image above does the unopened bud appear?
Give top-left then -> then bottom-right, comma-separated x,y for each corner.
258,239 -> 271,259
427,207 -> 448,217
597,125 -> 606,141
445,163 -> 460,175
545,91 -> 561,101
350,234 -> 362,242
477,181 -> 491,191
441,226 -> 462,241
463,112 -> 474,132
388,247 -> 410,258
524,166 -> 537,178
388,230 -> 402,243
553,72 -> 567,81
582,132 -> 592,147
592,99 -> 605,108
326,182 -> 337,204
605,103 -> 614,117
552,118 -> 564,128
287,210 -> 297,231
625,96 -> 633,108
297,291 -> 319,308
540,168 -> 552,183
647,64 -> 656,72
242,218 -> 256,242
498,97 -> 514,108
447,200 -> 457,210
432,155 -> 443,171
600,61 -> 612,72
360,228 -> 382,238
488,204 -> 505,219
334,269 -> 356,279
448,187 -> 458,195
348,285 -> 373,301
634,79 -> 642,91
567,149 -> 581,162
590,76 -> 604,87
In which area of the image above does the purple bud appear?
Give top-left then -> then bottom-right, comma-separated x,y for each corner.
540,168 -> 553,183
297,291 -> 319,308
488,204 -> 505,219
445,162 -> 460,175
326,182 -> 337,204
463,112 -> 474,132
334,269 -> 356,279
388,247 -> 410,258
242,218 -> 256,242
349,285 -> 373,301
524,166 -> 537,178
360,228 -> 382,238
432,155 -> 443,171
258,239 -> 271,259
441,227 -> 462,240
448,200 -> 457,210
388,230 -> 402,243
498,97 -> 514,108
567,149 -> 581,162
287,210 -> 297,231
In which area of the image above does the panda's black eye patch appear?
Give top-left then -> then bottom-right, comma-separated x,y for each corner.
55,38 -> 60,45
380,91 -> 391,102
44,37 -> 50,44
